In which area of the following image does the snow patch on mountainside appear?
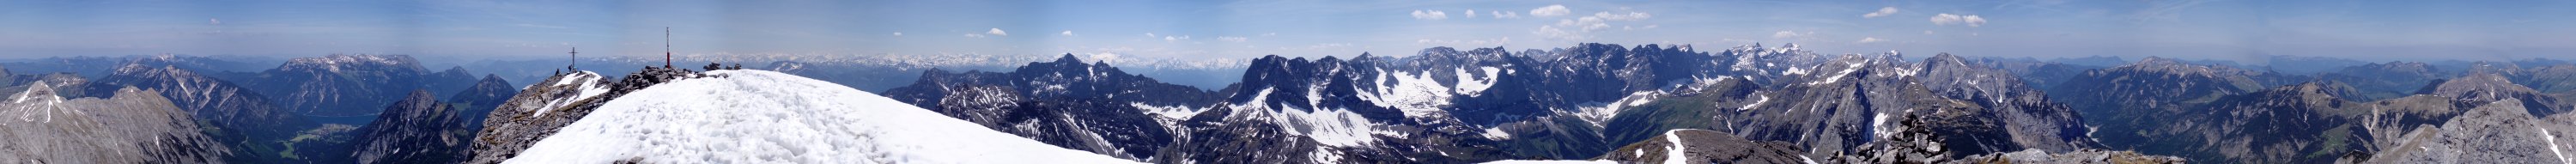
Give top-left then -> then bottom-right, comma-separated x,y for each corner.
1741,94 -> 1770,110
1370,69 -> 1455,118
1808,61 -> 1865,85
2549,128 -> 2569,164
1454,67 -> 1500,96
7,82 -> 70,123
533,71 -> 609,117
1872,112 -> 1893,138
1228,88 -> 1402,148
1131,102 -> 1202,120
1484,127 -> 1514,139
502,70 -> 1135,164
1663,130 -> 1689,164
1573,91 -> 1662,127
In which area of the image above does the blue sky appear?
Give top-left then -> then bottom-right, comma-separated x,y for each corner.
3,0 -> 2572,63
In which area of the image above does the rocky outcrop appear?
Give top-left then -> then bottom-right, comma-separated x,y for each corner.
0,83 -> 230,163
1593,129 -> 1811,164
1951,149 -> 2187,164
2358,99 -> 2564,163
2417,72 -> 2570,116
349,91 -> 471,164
467,67 -> 696,163
81,64 -> 320,162
881,54 -> 1213,160
447,75 -> 519,129
1916,53 -> 2095,153
2105,82 -> 2366,163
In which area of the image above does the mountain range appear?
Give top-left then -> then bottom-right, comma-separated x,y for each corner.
3,43 -> 2575,163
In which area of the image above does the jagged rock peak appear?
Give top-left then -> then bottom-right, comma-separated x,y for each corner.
15,82 -> 59,102
392,90 -> 440,109
475,74 -> 510,86
1924,52 -> 1963,62
2416,72 -> 2533,96
1052,53 -> 1084,64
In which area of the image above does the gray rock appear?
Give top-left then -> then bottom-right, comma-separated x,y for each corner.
0,83 -> 229,163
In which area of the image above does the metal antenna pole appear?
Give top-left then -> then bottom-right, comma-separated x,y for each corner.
665,27 -> 673,68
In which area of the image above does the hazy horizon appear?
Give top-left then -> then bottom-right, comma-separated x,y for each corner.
6,0 -> 2572,64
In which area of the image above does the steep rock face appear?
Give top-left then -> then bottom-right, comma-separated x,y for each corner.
447,75 -> 519,129
0,63 -> 16,86
1915,53 -> 2094,153
86,64 -> 314,131
467,67 -> 696,163
2050,57 -> 2269,155
2107,82 -> 2370,163
0,84 -> 230,163
880,54 -> 1212,160
1459,44 -> 1721,125
2417,72 -> 2570,116
1534,52 -> 2097,161
2356,95 -> 2476,151
2359,99 -> 2567,163
1151,106 -> 1331,164
1948,149 -> 2188,164
2052,57 -> 2268,117
348,91 -> 471,164
466,71 -> 612,163
244,54 -> 483,120
1581,128 -> 2179,164
1716,53 -> 1934,156
81,64 -> 322,162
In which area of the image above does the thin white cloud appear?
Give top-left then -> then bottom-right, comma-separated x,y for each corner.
1412,9 -> 1449,20
892,32 -> 903,36
1530,4 -> 1571,17
1862,7 -> 1899,18
1145,33 -> 1157,37
964,33 -> 985,38
987,28 -> 1008,36
1061,30 -> 1074,36
1534,10 -> 1652,40
1163,35 -> 1189,41
1218,36 -> 1247,42
1466,9 -> 1478,18
1492,11 -> 1522,19
1931,14 -> 1987,27
1857,37 -> 1886,43
1772,31 -> 1803,39
1593,11 -> 1650,21
210,18 -> 221,25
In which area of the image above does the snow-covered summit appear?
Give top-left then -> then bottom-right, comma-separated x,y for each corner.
501,70 -> 1136,163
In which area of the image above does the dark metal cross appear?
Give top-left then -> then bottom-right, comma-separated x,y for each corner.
568,46 -> 579,70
